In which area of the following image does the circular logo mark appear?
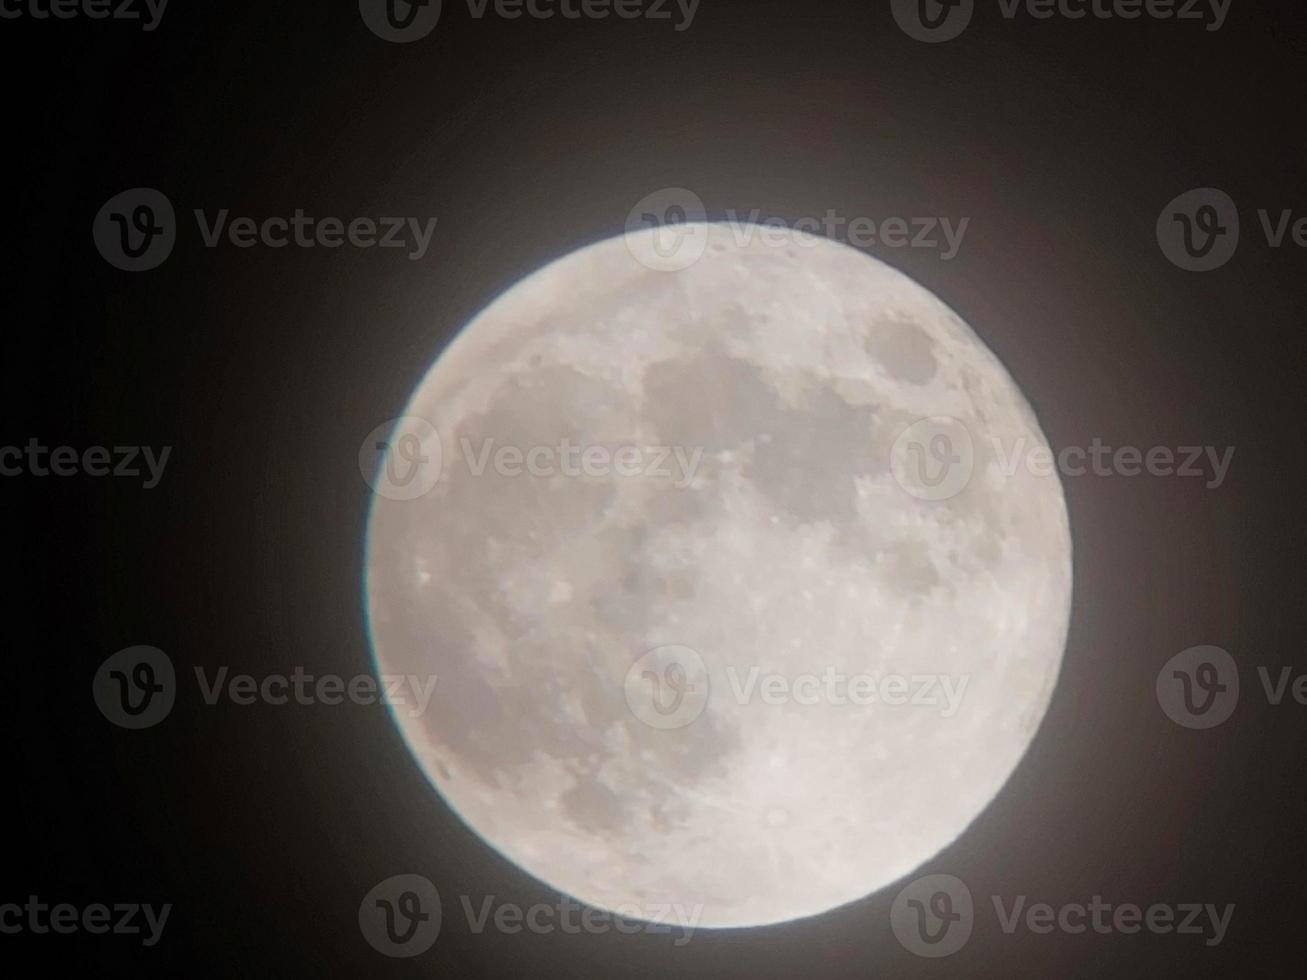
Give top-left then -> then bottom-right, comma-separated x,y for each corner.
890,873 -> 973,957
1156,645 -> 1239,730
93,645 -> 176,729
890,416 -> 975,501
1156,188 -> 1240,272
93,188 -> 176,272
891,0 -> 974,43
359,0 -> 441,42
624,644 -> 710,729
624,188 -> 709,272
360,416 -> 443,501
360,873 -> 441,957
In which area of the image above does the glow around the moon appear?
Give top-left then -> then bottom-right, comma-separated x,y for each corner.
365,223 -> 1072,929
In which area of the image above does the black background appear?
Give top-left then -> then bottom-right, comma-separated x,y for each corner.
6,0 -> 1307,976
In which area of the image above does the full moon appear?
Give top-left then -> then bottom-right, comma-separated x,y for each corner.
365,223 -> 1072,929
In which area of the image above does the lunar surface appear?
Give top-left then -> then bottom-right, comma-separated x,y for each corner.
365,223 -> 1072,929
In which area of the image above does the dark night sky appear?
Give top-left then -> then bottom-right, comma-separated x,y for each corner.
6,0 -> 1307,976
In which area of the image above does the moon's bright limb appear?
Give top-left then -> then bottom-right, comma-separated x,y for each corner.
365,224 -> 1072,929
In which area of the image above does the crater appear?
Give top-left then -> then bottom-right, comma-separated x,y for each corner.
864,316 -> 939,385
